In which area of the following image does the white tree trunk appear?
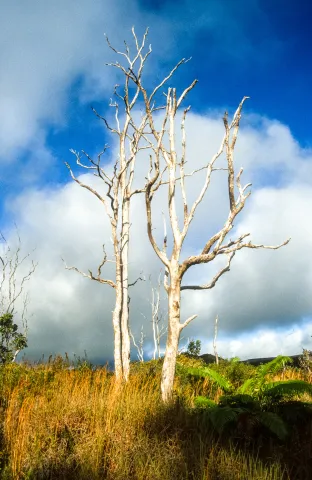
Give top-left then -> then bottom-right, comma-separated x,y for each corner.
121,197 -> 131,381
161,278 -> 181,402
11,349 -> 21,363
112,279 -> 123,381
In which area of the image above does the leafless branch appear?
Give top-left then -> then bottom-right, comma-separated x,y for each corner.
148,58 -> 192,104
180,314 -> 198,330
61,257 -> 116,289
130,325 -> 145,362
129,272 -> 145,287
181,252 -> 235,290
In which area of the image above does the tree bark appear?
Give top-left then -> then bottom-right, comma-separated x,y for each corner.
161,276 -> 181,402
112,260 -> 123,381
121,196 -> 131,381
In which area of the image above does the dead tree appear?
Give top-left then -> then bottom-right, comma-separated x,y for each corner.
63,28 -> 178,382
64,29 -> 153,382
136,272 -> 168,360
130,271 -> 167,362
150,271 -> 167,360
141,272 -> 167,360
0,228 -> 37,362
213,314 -> 219,365
130,325 -> 145,362
132,85 -> 290,401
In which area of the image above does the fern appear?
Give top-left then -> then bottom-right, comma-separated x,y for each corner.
258,411 -> 288,440
187,367 -> 232,393
238,356 -> 293,396
219,394 -> 258,410
257,355 -> 292,377
191,355 -> 312,443
237,377 -> 257,394
194,396 -> 217,409
263,380 -> 312,399
209,405 -> 240,433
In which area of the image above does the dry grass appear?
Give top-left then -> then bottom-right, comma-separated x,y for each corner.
0,362 -> 291,479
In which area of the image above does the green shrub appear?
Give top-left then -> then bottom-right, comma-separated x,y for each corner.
192,356 -> 312,443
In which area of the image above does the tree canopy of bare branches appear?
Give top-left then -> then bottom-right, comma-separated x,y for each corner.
63,27 -> 289,401
63,28 -> 185,382
119,68 -> 290,400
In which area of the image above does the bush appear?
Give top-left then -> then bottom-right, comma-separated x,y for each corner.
186,339 -> 201,356
209,358 -> 257,389
0,313 -> 27,364
299,349 -> 312,376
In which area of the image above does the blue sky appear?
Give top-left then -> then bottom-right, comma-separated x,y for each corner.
2,0 -> 312,185
1,0 -> 312,362
56,0 -> 312,146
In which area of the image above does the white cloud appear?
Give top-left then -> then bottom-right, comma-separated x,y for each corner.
213,321 -> 312,360
0,0 -> 175,168
2,110 -> 312,362
1,0 -> 309,363
1,0 -> 98,158
0,0 -> 277,170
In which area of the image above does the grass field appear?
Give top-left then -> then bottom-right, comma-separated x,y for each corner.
0,354 -> 311,479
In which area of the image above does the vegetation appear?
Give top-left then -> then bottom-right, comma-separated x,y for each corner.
186,339 -> 202,357
191,356 -> 312,442
0,353 -> 311,479
0,229 -> 37,365
0,313 -> 27,364
65,28 -> 289,403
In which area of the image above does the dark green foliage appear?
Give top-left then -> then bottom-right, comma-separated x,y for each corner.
274,400 -> 312,423
0,312 -> 27,364
209,358 -> 257,389
208,405 -> 241,433
194,396 -> 217,409
299,349 -> 312,375
194,392 -> 289,440
190,355 -> 312,443
187,366 -> 232,393
257,355 -> 292,377
194,394 -> 289,441
238,355 -> 293,395
263,380 -> 312,399
258,412 -> 288,440
219,394 -> 258,410
186,339 -> 201,356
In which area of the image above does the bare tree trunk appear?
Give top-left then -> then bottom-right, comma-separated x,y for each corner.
64,29 -> 155,384
11,349 -> 21,363
137,83 -> 289,403
121,196 -> 131,381
112,282 -> 123,380
63,29 -> 289,402
130,325 -> 145,362
213,314 -> 219,365
161,276 -> 181,402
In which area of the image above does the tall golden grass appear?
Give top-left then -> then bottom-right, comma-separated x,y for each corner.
0,361 -> 289,479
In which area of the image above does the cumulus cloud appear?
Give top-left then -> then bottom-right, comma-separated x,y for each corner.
1,0 -> 100,159
0,0 -> 279,166
1,1 -> 311,362
0,0 -> 175,167
2,110 -> 312,362
207,321 -> 312,360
